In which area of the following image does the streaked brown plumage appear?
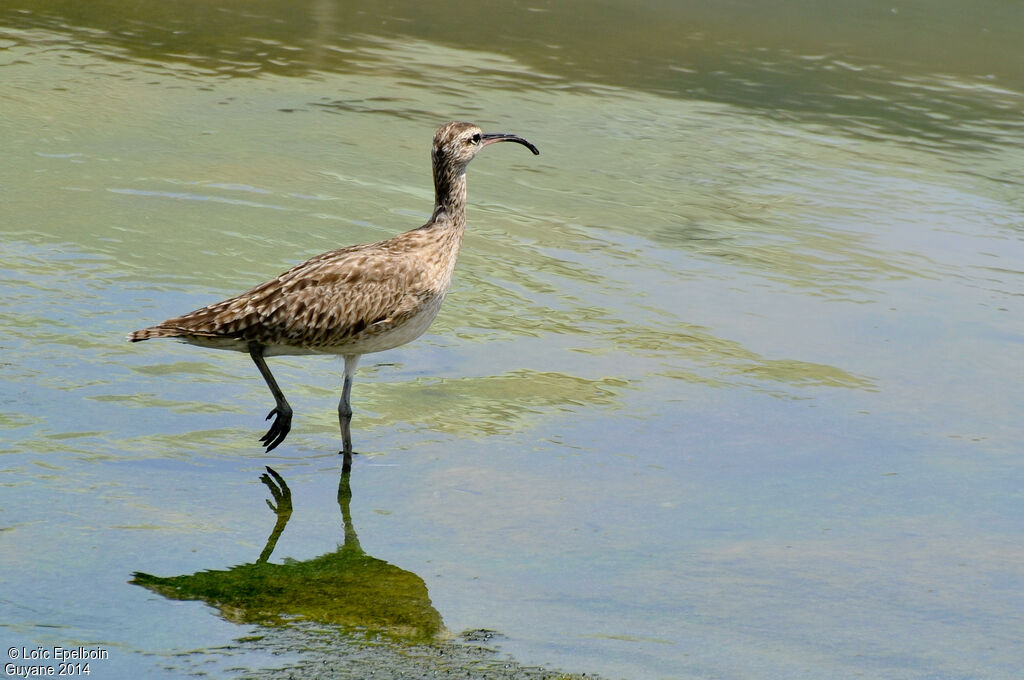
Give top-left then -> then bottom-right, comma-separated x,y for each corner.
130,121 -> 539,465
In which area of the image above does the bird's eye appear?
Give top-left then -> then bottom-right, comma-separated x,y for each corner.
470,133 -> 481,144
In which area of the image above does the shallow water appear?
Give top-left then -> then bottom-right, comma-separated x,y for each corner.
2,1 -> 1023,679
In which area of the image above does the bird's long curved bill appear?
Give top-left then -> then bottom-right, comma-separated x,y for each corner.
481,132 -> 540,155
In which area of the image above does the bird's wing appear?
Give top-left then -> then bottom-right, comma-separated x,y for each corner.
140,243 -> 430,345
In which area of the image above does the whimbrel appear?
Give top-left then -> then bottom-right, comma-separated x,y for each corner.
129,121 -> 539,467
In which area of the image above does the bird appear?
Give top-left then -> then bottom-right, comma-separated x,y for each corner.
129,121 -> 539,468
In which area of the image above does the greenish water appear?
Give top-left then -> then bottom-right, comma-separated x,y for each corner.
2,1 -> 1023,678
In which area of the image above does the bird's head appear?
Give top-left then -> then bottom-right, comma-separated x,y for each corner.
432,121 -> 539,169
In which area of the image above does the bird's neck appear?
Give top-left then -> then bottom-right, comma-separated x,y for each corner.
432,159 -> 468,226
422,158 -> 469,290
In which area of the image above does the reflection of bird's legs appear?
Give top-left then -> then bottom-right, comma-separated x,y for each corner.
258,466 -> 293,563
337,466 -> 360,551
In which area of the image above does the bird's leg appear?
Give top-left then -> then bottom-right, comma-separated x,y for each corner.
338,374 -> 353,452
338,354 -> 360,470
248,342 -> 292,452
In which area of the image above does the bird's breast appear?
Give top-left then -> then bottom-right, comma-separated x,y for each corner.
343,292 -> 447,354
263,290 -> 447,357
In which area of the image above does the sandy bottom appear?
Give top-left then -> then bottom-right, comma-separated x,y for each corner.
227,623 -> 596,680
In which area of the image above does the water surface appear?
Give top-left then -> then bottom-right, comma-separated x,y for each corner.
2,1 -> 1023,679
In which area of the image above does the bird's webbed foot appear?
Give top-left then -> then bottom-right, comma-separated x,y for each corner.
260,404 -> 292,452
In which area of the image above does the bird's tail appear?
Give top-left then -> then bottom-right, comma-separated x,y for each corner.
127,326 -> 182,342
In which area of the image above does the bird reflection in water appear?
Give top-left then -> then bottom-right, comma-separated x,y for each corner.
132,466 -> 444,642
